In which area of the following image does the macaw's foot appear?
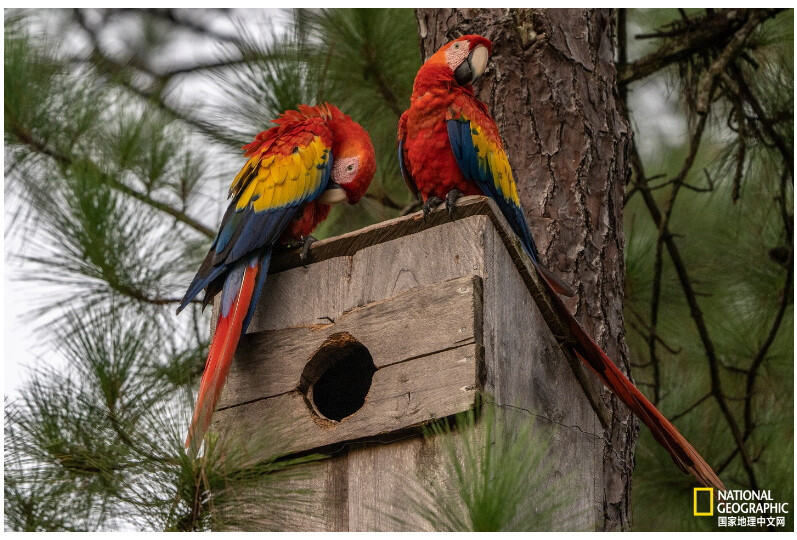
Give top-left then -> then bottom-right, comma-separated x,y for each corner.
300,235 -> 317,267
445,189 -> 463,220
282,239 -> 303,251
422,196 -> 443,221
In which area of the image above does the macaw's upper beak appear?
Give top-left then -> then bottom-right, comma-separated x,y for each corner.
454,44 -> 490,86
317,184 -> 348,205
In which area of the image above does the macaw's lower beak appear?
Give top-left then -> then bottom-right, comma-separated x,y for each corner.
317,184 -> 348,205
454,45 -> 490,86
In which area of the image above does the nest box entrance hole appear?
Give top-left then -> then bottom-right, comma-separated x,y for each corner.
300,332 -> 376,422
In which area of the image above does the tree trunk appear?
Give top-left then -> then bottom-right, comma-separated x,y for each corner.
415,8 -> 635,531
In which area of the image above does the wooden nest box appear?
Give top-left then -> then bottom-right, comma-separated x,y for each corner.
212,196 -> 605,531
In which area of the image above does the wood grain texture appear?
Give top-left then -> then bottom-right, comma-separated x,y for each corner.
212,275 -> 482,459
212,196 -> 611,530
257,196 -> 589,351
214,455 -> 348,531
215,344 -> 480,462
481,223 -> 602,527
219,275 -> 482,407
268,196 -> 495,274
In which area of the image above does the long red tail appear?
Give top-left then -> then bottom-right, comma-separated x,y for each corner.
534,263 -> 725,490
185,264 -> 258,450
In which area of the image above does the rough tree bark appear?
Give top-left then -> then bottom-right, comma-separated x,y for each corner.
415,8 -> 635,530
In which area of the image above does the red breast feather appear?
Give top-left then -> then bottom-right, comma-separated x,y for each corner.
402,89 -> 481,201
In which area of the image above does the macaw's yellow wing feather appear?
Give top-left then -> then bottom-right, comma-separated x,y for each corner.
236,136 -> 331,212
446,107 -> 543,262
178,131 -> 333,314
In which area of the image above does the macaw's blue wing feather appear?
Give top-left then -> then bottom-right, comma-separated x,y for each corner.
177,140 -> 334,314
397,138 -> 419,200
446,118 -> 541,263
240,248 -> 272,334
218,247 -> 271,334
225,205 -> 298,263
177,205 -> 298,313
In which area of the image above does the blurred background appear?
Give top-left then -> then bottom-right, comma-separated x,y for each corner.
4,8 -> 793,531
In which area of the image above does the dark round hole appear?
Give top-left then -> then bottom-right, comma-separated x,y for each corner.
300,333 -> 376,422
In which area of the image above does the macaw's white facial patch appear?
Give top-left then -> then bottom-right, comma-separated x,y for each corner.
332,156 -> 359,185
469,45 -> 489,80
445,40 -> 470,72
318,186 -> 347,205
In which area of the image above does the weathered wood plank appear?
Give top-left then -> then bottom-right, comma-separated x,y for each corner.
269,196 -> 495,274
266,196 -> 579,358
214,452 -> 349,531
211,195 -> 609,531
217,275 -> 482,409
247,256 -> 353,333
213,344 -> 480,461
347,434 -> 436,532
341,209 -> 604,531
346,216 -> 489,310
482,223 -> 603,529
215,197 -> 586,393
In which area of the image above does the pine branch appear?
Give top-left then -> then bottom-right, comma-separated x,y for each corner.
138,8 -> 243,46
743,172 -> 793,439
362,192 -> 409,211
725,65 -> 794,176
72,9 -> 242,149
669,392 -> 712,422
695,10 -> 773,114
113,283 -> 191,306
618,9 -> 783,86
629,143 -> 762,493
8,124 -> 215,238
107,407 -> 177,466
363,45 -> 403,116
644,110 -> 709,405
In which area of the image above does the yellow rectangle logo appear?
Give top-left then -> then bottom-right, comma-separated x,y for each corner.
694,487 -> 714,516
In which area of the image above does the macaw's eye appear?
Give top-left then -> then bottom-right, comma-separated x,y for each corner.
453,43 -> 461,49
347,164 -> 355,172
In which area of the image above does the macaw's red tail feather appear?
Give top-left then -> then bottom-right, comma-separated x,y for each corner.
536,269 -> 725,491
534,262 -> 575,297
185,263 -> 258,450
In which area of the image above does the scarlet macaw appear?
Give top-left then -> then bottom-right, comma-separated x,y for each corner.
178,103 -> 375,448
398,35 -> 724,490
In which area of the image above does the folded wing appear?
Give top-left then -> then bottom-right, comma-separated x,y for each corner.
445,108 -> 541,263
178,130 -> 334,313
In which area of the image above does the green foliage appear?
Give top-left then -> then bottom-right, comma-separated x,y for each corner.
3,10 -> 340,531
623,8 -> 793,532
4,306 -> 322,531
4,7 -> 793,532
390,404 -> 579,531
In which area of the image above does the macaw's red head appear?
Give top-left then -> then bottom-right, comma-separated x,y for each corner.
414,35 -> 493,93
318,105 -> 376,205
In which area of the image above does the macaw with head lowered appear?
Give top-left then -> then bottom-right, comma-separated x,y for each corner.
398,35 -> 724,490
178,103 -> 375,449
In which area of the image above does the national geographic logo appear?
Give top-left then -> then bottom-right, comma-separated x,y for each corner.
694,488 -> 790,527
694,488 -> 714,516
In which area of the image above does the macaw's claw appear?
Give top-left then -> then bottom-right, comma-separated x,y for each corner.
445,189 -> 463,220
422,196 -> 443,221
281,239 -> 302,250
300,235 -> 317,267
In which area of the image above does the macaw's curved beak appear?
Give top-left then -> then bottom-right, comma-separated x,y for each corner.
454,45 -> 490,86
317,184 -> 348,205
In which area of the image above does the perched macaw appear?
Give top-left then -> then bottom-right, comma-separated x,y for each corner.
398,35 -> 724,490
178,103 -> 376,448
